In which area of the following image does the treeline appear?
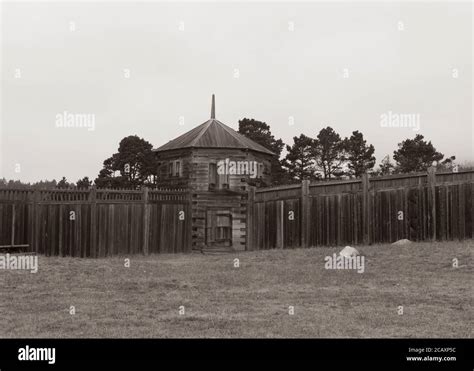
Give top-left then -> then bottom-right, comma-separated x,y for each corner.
0,177 -> 93,190
1,118 -> 468,190
238,118 -> 458,186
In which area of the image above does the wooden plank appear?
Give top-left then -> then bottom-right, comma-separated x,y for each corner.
89,187 -> 97,258
362,173 -> 370,244
11,203 -> 15,246
108,204 -> 115,256
276,200 -> 284,249
427,166 -> 437,240
452,184 -> 459,239
301,180 -> 310,248
246,187 -> 255,251
458,184 -> 465,239
142,188 -> 150,255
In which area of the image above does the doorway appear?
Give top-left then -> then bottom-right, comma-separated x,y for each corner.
205,209 -> 233,247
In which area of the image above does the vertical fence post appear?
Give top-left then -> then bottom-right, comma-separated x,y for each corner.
276,200 -> 284,249
247,186 -> 256,251
362,172 -> 370,245
186,190 -> 193,252
33,189 -> 40,253
89,186 -> 97,258
142,187 -> 150,255
301,179 -> 310,248
427,166 -> 437,241
11,202 -> 15,247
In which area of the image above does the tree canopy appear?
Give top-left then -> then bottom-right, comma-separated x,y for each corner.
344,130 -> 376,178
238,118 -> 291,185
284,134 -> 317,180
393,134 -> 444,173
76,176 -> 92,189
95,135 -> 159,189
313,126 -> 346,180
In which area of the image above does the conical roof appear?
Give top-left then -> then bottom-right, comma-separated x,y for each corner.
154,95 -> 275,156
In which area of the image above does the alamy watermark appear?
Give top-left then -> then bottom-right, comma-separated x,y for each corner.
18,346 -> 55,365
380,111 -> 420,132
55,111 -> 95,131
217,158 -> 261,179
324,253 -> 365,273
0,253 -> 38,273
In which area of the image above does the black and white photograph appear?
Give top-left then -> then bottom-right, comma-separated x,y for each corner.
0,0 -> 472,367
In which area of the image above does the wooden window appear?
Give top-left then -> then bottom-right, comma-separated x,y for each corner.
206,210 -> 232,247
258,163 -> 264,178
168,162 -> 174,177
209,162 -> 229,189
215,213 -> 232,243
209,163 -> 217,190
218,172 -> 229,189
174,160 -> 182,177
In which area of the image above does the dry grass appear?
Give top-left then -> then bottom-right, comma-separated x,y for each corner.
0,240 -> 472,338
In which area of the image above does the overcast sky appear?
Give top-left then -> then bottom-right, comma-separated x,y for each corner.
1,1 -> 472,183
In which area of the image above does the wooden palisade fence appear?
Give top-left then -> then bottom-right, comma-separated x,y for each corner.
0,168 -> 473,256
0,187 -> 192,257
247,168 -> 474,250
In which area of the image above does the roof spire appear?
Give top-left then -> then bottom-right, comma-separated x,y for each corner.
211,94 -> 215,119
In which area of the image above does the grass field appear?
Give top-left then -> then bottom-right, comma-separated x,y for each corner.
0,240 -> 472,338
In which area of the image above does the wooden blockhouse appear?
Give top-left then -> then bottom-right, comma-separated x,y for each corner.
154,95 -> 275,252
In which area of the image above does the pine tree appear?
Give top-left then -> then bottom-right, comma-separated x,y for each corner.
283,134 -> 317,180
345,130 -> 376,178
313,127 -> 346,179
393,134 -> 444,173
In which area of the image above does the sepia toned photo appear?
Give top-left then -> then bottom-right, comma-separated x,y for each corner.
0,0 -> 472,367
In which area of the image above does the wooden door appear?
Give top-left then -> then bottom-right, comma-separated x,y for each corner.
205,209 -> 232,247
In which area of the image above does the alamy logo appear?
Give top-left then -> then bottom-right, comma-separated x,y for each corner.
0,253 -> 38,273
324,253 -> 365,273
380,111 -> 420,131
217,158 -> 260,179
55,111 -> 95,131
18,346 -> 55,364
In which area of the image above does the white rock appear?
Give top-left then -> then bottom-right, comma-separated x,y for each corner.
339,246 -> 360,258
392,239 -> 412,246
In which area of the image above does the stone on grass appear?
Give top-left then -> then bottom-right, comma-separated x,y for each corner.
339,246 -> 360,258
392,239 -> 412,246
